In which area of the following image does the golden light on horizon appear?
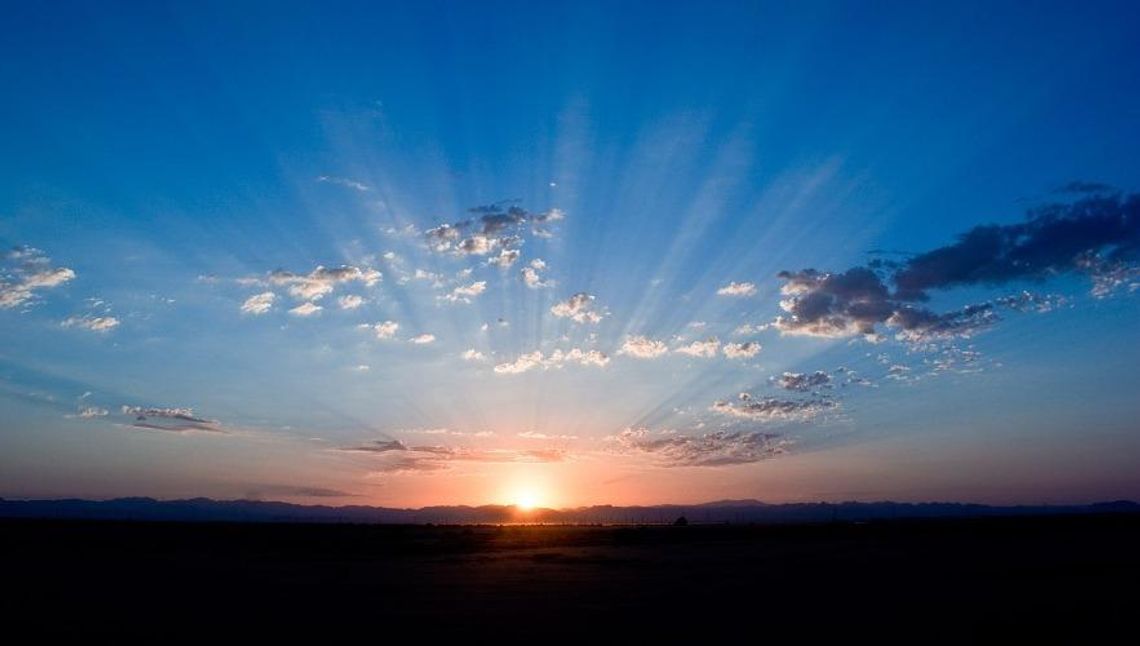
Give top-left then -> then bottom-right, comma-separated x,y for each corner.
511,487 -> 543,511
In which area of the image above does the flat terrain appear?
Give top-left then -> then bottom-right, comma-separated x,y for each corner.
3,515 -> 1137,641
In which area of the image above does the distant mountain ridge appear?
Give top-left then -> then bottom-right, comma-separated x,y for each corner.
1,497 -> 1137,525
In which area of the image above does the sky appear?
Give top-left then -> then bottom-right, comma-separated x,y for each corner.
2,0 -> 1140,508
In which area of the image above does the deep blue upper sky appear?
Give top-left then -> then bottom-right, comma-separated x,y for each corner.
2,1 -> 1139,506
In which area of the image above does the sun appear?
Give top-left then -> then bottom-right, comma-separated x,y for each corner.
512,488 -> 543,511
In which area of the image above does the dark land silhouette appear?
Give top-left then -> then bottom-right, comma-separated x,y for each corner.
1,500 -> 1138,640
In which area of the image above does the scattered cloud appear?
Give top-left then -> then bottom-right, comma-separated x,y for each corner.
442,280 -> 487,304
493,348 -> 609,375
675,337 -> 721,358
61,315 -> 120,332
241,292 -> 276,315
550,292 -> 605,324
717,281 -> 757,297
710,396 -> 835,422
608,427 -> 787,467
410,333 -> 436,344
289,302 -> 322,317
517,431 -> 579,440
120,405 -> 225,433
338,438 -> 567,473
0,246 -> 76,309
267,265 -> 381,301
338,294 -> 365,310
461,349 -> 486,361
723,341 -> 761,359
522,258 -> 554,288
772,371 -> 832,392
619,335 -> 669,359
773,191 -> 1140,340
425,202 -> 564,257
488,248 -> 521,268
372,320 -> 399,339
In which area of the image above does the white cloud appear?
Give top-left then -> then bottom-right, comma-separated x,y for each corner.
78,406 -> 109,418
316,175 -> 370,191
675,337 -> 720,358
61,315 -> 120,332
338,294 -> 365,310
443,281 -> 487,304
461,349 -> 486,361
0,247 -> 76,309
518,431 -> 579,440
489,248 -> 521,268
723,341 -> 761,359
268,265 -> 381,301
717,281 -> 757,297
410,333 -> 436,344
373,320 -> 399,339
619,335 -> 669,359
522,258 -> 554,288
289,302 -> 323,317
493,348 -> 609,375
241,292 -> 276,315
550,292 -> 605,324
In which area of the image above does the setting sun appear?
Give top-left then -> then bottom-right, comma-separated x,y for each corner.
511,488 -> 544,511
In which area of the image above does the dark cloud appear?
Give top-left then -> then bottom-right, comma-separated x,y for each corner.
120,405 -> 225,433
772,371 -> 832,392
425,202 -> 564,256
774,191 -> 1139,340
608,427 -> 787,467
711,396 -> 836,422
338,439 -> 567,473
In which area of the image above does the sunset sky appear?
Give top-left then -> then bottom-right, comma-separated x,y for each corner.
3,1 -> 1140,508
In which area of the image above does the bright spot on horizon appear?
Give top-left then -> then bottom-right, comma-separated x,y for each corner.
512,488 -> 544,511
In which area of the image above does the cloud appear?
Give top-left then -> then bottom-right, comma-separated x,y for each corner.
517,431 -> 579,440
461,349 -> 486,361
241,292 -> 276,315
267,265 -> 381,301
339,439 -> 567,473
493,348 -> 609,375
0,247 -> 76,309
289,302 -> 322,317
61,315 -> 120,332
772,371 -> 832,392
608,427 -> 787,467
337,294 -> 365,310
550,292 -> 605,324
717,281 -> 757,297
316,175 -> 370,192
773,191 -> 1140,341
442,280 -> 487,304
425,202 -> 564,256
410,333 -> 436,344
675,337 -> 721,358
78,406 -> 109,418
619,335 -> 669,359
372,320 -> 399,339
488,248 -> 521,268
723,341 -> 761,359
522,258 -> 554,288
710,396 -> 835,422
120,405 -> 225,433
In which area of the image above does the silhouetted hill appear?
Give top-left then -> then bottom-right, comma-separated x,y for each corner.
0,496 -> 1136,524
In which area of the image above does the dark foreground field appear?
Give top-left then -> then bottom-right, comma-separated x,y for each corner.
3,514 -> 1137,641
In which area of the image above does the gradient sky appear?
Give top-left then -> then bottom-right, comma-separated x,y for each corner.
3,1 -> 1140,508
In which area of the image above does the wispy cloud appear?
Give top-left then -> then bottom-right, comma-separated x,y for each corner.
120,405 -> 225,433
442,280 -> 487,304
316,175 -> 370,192
0,246 -> 76,309
240,292 -> 276,315
61,315 -> 120,332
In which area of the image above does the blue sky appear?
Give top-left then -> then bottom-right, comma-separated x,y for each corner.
2,1 -> 1139,506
